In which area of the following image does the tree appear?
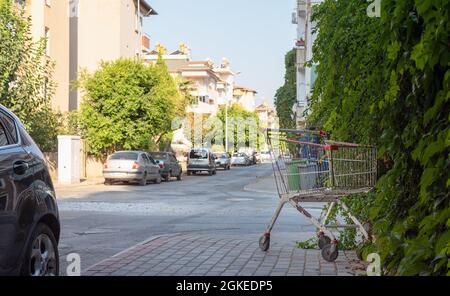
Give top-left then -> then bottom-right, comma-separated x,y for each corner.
216,104 -> 260,152
308,0 -> 449,275
274,49 -> 297,129
0,0 -> 58,151
79,58 -> 181,156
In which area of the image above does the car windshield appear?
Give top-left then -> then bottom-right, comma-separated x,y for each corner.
190,150 -> 208,159
233,153 -> 245,157
110,152 -> 138,160
215,153 -> 227,159
149,153 -> 167,160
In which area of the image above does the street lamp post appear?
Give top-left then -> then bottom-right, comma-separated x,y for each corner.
225,71 -> 241,153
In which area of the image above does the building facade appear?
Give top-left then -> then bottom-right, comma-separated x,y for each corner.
20,0 -> 157,112
145,44 -> 257,117
292,0 -> 322,128
232,86 -> 257,112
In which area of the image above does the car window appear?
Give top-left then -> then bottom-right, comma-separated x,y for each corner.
0,123 -> 9,147
147,155 -> 156,164
170,155 -> 177,163
0,112 -> 17,143
141,154 -> 149,164
110,152 -> 139,160
149,153 -> 167,160
190,150 -> 208,159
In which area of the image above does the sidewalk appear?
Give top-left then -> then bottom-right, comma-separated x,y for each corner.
53,177 -> 105,190
84,233 -> 361,276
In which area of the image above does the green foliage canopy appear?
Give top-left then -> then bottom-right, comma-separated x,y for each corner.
0,0 -> 58,151
274,49 -> 297,129
309,0 -> 449,275
79,59 -> 181,156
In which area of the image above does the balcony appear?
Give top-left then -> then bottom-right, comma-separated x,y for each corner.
298,0 -> 307,17
297,47 -> 306,69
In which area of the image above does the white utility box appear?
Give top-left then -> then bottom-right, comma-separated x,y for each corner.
57,135 -> 81,184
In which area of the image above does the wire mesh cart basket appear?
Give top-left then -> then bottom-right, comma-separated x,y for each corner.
259,129 -> 377,262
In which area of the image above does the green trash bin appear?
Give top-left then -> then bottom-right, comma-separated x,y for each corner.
286,160 -> 308,191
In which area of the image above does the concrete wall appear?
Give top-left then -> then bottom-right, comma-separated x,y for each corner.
44,152 -> 104,182
77,0 -> 122,74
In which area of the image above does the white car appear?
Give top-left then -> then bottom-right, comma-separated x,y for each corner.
260,151 -> 272,163
231,153 -> 251,166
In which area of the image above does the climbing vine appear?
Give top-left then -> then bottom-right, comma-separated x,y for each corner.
303,0 -> 449,275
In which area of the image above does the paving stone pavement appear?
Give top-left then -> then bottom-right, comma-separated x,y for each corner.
84,234 -> 360,276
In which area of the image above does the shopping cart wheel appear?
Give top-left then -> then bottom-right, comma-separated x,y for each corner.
318,234 -> 331,249
321,244 -> 339,262
259,234 -> 270,252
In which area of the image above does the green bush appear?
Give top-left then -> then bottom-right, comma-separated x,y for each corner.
78,58 -> 181,156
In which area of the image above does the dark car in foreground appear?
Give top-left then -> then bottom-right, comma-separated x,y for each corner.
0,105 -> 60,276
148,152 -> 182,181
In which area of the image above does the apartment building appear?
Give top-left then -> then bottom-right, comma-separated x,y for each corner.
145,44 -> 260,116
20,0 -> 157,112
17,0 -> 71,113
145,44 -> 244,117
292,0 -> 322,128
232,85 -> 257,112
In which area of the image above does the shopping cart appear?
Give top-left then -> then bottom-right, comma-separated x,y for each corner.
259,128 -> 377,262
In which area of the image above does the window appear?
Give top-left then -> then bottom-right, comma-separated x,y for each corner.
141,154 -> 150,164
0,124 -> 9,147
0,112 -> 17,144
110,152 -> 138,160
149,153 -> 168,161
44,27 -> 50,56
190,150 -> 208,159
198,96 -> 208,103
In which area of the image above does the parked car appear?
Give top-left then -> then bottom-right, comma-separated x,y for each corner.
187,148 -> 216,176
260,151 -> 272,163
249,152 -> 260,165
214,152 -> 231,170
103,151 -> 162,185
0,105 -> 60,276
148,152 -> 182,181
231,153 -> 252,166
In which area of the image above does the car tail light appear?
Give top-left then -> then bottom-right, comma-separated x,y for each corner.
132,162 -> 140,169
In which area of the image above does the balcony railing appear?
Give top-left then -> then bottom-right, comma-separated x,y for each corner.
298,0 -> 307,17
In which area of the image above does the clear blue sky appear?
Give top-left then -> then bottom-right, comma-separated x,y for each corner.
143,0 -> 297,106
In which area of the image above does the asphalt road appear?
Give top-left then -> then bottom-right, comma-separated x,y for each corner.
57,164 -> 323,275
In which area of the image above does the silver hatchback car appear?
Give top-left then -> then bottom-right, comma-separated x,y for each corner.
103,151 -> 162,185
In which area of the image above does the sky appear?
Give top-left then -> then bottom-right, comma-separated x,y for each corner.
143,0 -> 297,106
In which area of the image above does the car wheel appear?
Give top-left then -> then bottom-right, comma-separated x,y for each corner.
139,173 -> 148,186
155,176 -> 162,184
164,172 -> 171,182
20,223 -> 59,276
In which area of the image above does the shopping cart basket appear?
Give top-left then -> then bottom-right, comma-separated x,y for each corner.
259,128 -> 377,262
